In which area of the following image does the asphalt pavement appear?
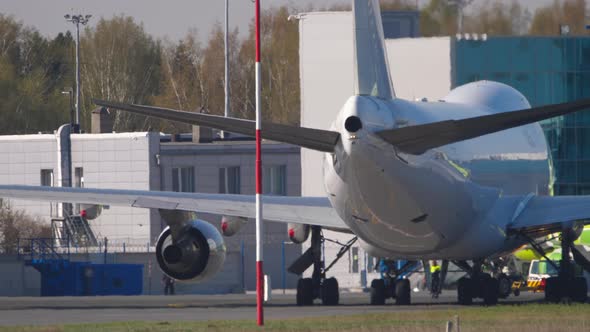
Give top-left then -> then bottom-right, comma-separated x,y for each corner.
0,291 -> 544,326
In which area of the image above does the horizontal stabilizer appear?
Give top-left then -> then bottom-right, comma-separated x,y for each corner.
92,99 -> 340,153
377,98 -> 590,155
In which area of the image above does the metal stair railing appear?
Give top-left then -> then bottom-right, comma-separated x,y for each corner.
18,238 -> 69,263
58,211 -> 98,247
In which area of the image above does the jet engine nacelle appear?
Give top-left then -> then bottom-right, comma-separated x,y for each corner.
288,223 -> 310,244
443,80 -> 531,113
79,204 -> 103,220
221,216 -> 247,237
156,220 -> 226,282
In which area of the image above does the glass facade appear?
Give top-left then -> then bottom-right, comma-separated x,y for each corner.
454,37 -> 590,195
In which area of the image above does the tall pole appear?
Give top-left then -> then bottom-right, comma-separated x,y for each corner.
65,14 -> 91,133
223,0 -> 230,139
255,0 -> 264,326
75,21 -> 80,133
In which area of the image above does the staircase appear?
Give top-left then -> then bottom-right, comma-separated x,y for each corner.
19,238 -> 69,265
51,212 -> 98,247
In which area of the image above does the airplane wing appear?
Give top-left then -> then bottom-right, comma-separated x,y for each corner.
0,185 -> 348,231
507,195 -> 590,237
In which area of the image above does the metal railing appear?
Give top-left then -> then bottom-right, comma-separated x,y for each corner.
51,211 -> 98,247
17,237 -> 70,262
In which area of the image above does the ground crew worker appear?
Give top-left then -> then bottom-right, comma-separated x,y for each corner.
430,260 -> 441,297
162,275 -> 175,295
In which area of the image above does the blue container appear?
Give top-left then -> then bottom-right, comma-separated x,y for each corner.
30,260 -> 143,296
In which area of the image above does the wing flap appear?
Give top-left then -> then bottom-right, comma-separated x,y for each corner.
0,185 -> 348,231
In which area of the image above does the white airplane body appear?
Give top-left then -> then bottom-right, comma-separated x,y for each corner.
2,0 -> 590,305
326,92 -> 549,260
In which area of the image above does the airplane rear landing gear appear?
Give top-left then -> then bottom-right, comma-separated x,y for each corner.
289,226 -> 356,306
369,260 -> 416,305
518,227 -> 588,304
542,229 -> 588,303
454,260 -> 499,305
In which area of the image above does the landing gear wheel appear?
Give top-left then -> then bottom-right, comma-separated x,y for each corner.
570,277 -> 588,303
483,277 -> 499,306
544,277 -> 561,303
297,278 -> 314,306
497,274 -> 511,299
395,279 -> 411,305
370,279 -> 386,305
457,277 -> 473,305
321,277 -> 340,305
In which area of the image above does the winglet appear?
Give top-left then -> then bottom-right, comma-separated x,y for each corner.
353,0 -> 395,100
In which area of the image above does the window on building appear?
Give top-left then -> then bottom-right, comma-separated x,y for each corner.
350,247 -> 359,273
367,254 -> 375,273
263,165 -> 286,196
74,167 -> 84,188
172,167 -> 195,192
219,166 -> 241,194
40,169 -> 54,187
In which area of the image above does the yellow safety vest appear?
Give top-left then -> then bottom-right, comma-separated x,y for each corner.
430,265 -> 441,273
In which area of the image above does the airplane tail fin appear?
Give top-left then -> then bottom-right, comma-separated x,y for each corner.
353,0 -> 395,100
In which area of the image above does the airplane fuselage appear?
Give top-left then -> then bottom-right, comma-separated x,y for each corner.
324,81 -> 551,260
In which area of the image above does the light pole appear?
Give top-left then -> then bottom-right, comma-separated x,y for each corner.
64,13 -> 92,133
222,0 -> 230,139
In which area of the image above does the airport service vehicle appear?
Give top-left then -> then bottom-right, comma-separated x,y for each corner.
3,0 -> 590,306
526,259 -> 558,292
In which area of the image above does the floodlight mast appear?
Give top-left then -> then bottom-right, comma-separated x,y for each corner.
65,13 -> 92,133
254,0 -> 264,327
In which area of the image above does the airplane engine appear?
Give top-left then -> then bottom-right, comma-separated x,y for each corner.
156,220 -> 226,282
288,223 -> 310,244
443,80 -> 531,112
221,216 -> 247,237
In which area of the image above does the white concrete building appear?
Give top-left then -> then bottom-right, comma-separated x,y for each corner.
0,124 -> 302,294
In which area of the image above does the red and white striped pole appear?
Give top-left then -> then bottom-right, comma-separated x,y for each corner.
254,0 -> 264,326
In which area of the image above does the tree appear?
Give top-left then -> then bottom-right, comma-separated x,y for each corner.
80,15 -> 162,132
420,0 -> 459,37
238,6 -> 300,125
0,200 -> 51,254
529,0 -> 587,35
463,1 -> 530,36
199,23 -> 241,118
0,15 -> 71,134
152,31 -> 204,133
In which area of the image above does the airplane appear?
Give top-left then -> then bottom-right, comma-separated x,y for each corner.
3,0 -> 590,306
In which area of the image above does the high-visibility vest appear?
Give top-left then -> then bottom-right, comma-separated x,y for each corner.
430,265 -> 441,273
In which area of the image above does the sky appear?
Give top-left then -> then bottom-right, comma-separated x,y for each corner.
1,0 -> 556,42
